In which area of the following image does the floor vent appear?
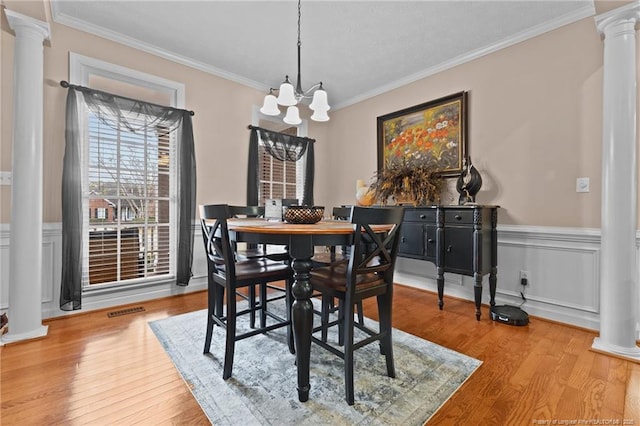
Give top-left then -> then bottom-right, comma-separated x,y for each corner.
107,306 -> 145,318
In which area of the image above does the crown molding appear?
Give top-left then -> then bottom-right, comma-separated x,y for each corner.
332,2 -> 596,110
49,1 -> 595,112
49,0 -> 270,93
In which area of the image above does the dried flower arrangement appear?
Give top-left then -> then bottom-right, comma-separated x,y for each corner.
369,159 -> 445,206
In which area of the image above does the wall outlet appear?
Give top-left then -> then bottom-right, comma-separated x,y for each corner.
520,270 -> 529,286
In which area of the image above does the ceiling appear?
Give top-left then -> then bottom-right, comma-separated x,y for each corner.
51,0 -> 596,110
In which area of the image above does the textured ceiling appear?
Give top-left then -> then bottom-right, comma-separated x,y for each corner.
51,0 -> 596,109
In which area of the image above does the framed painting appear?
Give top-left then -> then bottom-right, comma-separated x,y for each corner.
377,91 -> 467,177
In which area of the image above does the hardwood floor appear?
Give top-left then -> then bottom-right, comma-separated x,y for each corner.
1,284 -> 639,425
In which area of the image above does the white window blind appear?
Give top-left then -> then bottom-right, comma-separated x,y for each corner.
84,111 -> 174,287
258,143 -> 300,204
257,126 -> 304,205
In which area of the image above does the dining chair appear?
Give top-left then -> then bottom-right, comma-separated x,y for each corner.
200,204 -> 294,380
229,205 -> 289,261
309,206 -> 404,405
228,205 -> 290,328
311,206 -> 352,266
311,206 -> 364,343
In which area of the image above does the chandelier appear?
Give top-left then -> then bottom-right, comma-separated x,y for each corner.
260,0 -> 330,125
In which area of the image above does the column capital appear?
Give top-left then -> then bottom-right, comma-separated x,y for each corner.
595,1 -> 640,36
4,9 -> 50,42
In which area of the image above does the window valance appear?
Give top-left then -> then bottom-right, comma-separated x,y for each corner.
248,125 -> 314,162
246,125 -> 315,206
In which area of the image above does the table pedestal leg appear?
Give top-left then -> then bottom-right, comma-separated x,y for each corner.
289,235 -> 314,402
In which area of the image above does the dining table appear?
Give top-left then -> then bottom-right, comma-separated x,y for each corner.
226,218 -> 391,402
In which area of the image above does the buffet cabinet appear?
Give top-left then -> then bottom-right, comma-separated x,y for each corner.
398,205 -> 499,320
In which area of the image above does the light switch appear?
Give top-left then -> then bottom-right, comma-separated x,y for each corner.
576,177 -> 590,193
0,171 -> 12,186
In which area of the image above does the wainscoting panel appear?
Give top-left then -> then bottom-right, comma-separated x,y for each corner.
0,224 -> 207,319
1,223 -> 639,335
395,225 -> 608,331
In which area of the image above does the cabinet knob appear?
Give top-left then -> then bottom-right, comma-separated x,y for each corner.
427,238 -> 435,244
454,214 -> 462,220
447,245 -> 453,252
419,214 -> 426,219
401,237 -> 406,243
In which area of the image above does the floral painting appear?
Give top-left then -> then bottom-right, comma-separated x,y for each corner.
377,92 -> 467,177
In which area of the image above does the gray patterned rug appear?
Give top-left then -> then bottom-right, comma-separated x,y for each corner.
149,301 -> 481,425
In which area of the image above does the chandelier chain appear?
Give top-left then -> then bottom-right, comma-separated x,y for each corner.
297,0 -> 301,48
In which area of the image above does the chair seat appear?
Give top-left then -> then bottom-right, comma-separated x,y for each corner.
310,252 -> 348,266
236,246 -> 289,262
310,263 -> 384,292
215,258 -> 291,282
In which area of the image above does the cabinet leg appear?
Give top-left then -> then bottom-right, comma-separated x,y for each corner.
474,275 -> 482,321
437,269 -> 444,310
489,268 -> 497,310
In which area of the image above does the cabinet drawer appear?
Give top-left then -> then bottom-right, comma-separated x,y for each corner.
444,209 -> 474,225
404,209 -> 436,222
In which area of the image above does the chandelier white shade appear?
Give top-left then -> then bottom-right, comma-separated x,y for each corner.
283,106 -> 302,125
260,0 -> 330,124
260,93 -> 280,116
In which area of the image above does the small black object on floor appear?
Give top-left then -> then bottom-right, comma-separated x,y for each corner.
490,305 -> 529,326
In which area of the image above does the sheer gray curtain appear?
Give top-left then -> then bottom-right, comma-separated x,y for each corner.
60,84 -> 196,311
247,126 -> 315,206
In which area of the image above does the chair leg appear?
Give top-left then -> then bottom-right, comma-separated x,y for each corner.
377,293 -> 395,378
248,285 -> 256,328
356,301 -> 364,325
321,295 -> 331,342
260,282 -> 268,328
343,300 -> 356,406
338,301 -> 345,346
222,289 -> 237,380
203,282 -> 216,354
215,285 -> 224,318
286,279 -> 295,354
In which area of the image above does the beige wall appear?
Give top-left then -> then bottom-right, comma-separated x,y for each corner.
1,2 -> 637,229
1,5 -> 269,223
320,14 -> 627,228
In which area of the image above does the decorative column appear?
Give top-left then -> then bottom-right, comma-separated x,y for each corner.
592,2 -> 640,361
2,10 -> 51,344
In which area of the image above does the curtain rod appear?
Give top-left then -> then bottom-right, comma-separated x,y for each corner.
60,80 -> 195,116
247,124 -> 315,143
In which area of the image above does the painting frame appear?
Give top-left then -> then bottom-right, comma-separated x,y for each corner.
377,91 -> 468,177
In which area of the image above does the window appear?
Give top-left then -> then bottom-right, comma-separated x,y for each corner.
257,125 -> 304,205
85,112 -> 172,286
70,53 -> 185,289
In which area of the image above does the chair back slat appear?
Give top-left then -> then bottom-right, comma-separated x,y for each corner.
347,206 -> 404,292
199,204 -> 236,278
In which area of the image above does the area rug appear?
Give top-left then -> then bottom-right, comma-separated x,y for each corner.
149,301 -> 481,425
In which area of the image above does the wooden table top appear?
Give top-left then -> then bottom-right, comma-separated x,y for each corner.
226,219 -> 391,235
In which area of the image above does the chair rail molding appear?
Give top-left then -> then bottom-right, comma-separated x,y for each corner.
396,224 -> 638,335
1,222 -> 640,339
0,223 -> 206,323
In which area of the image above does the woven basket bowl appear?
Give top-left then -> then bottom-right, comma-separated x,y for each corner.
283,206 -> 325,224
